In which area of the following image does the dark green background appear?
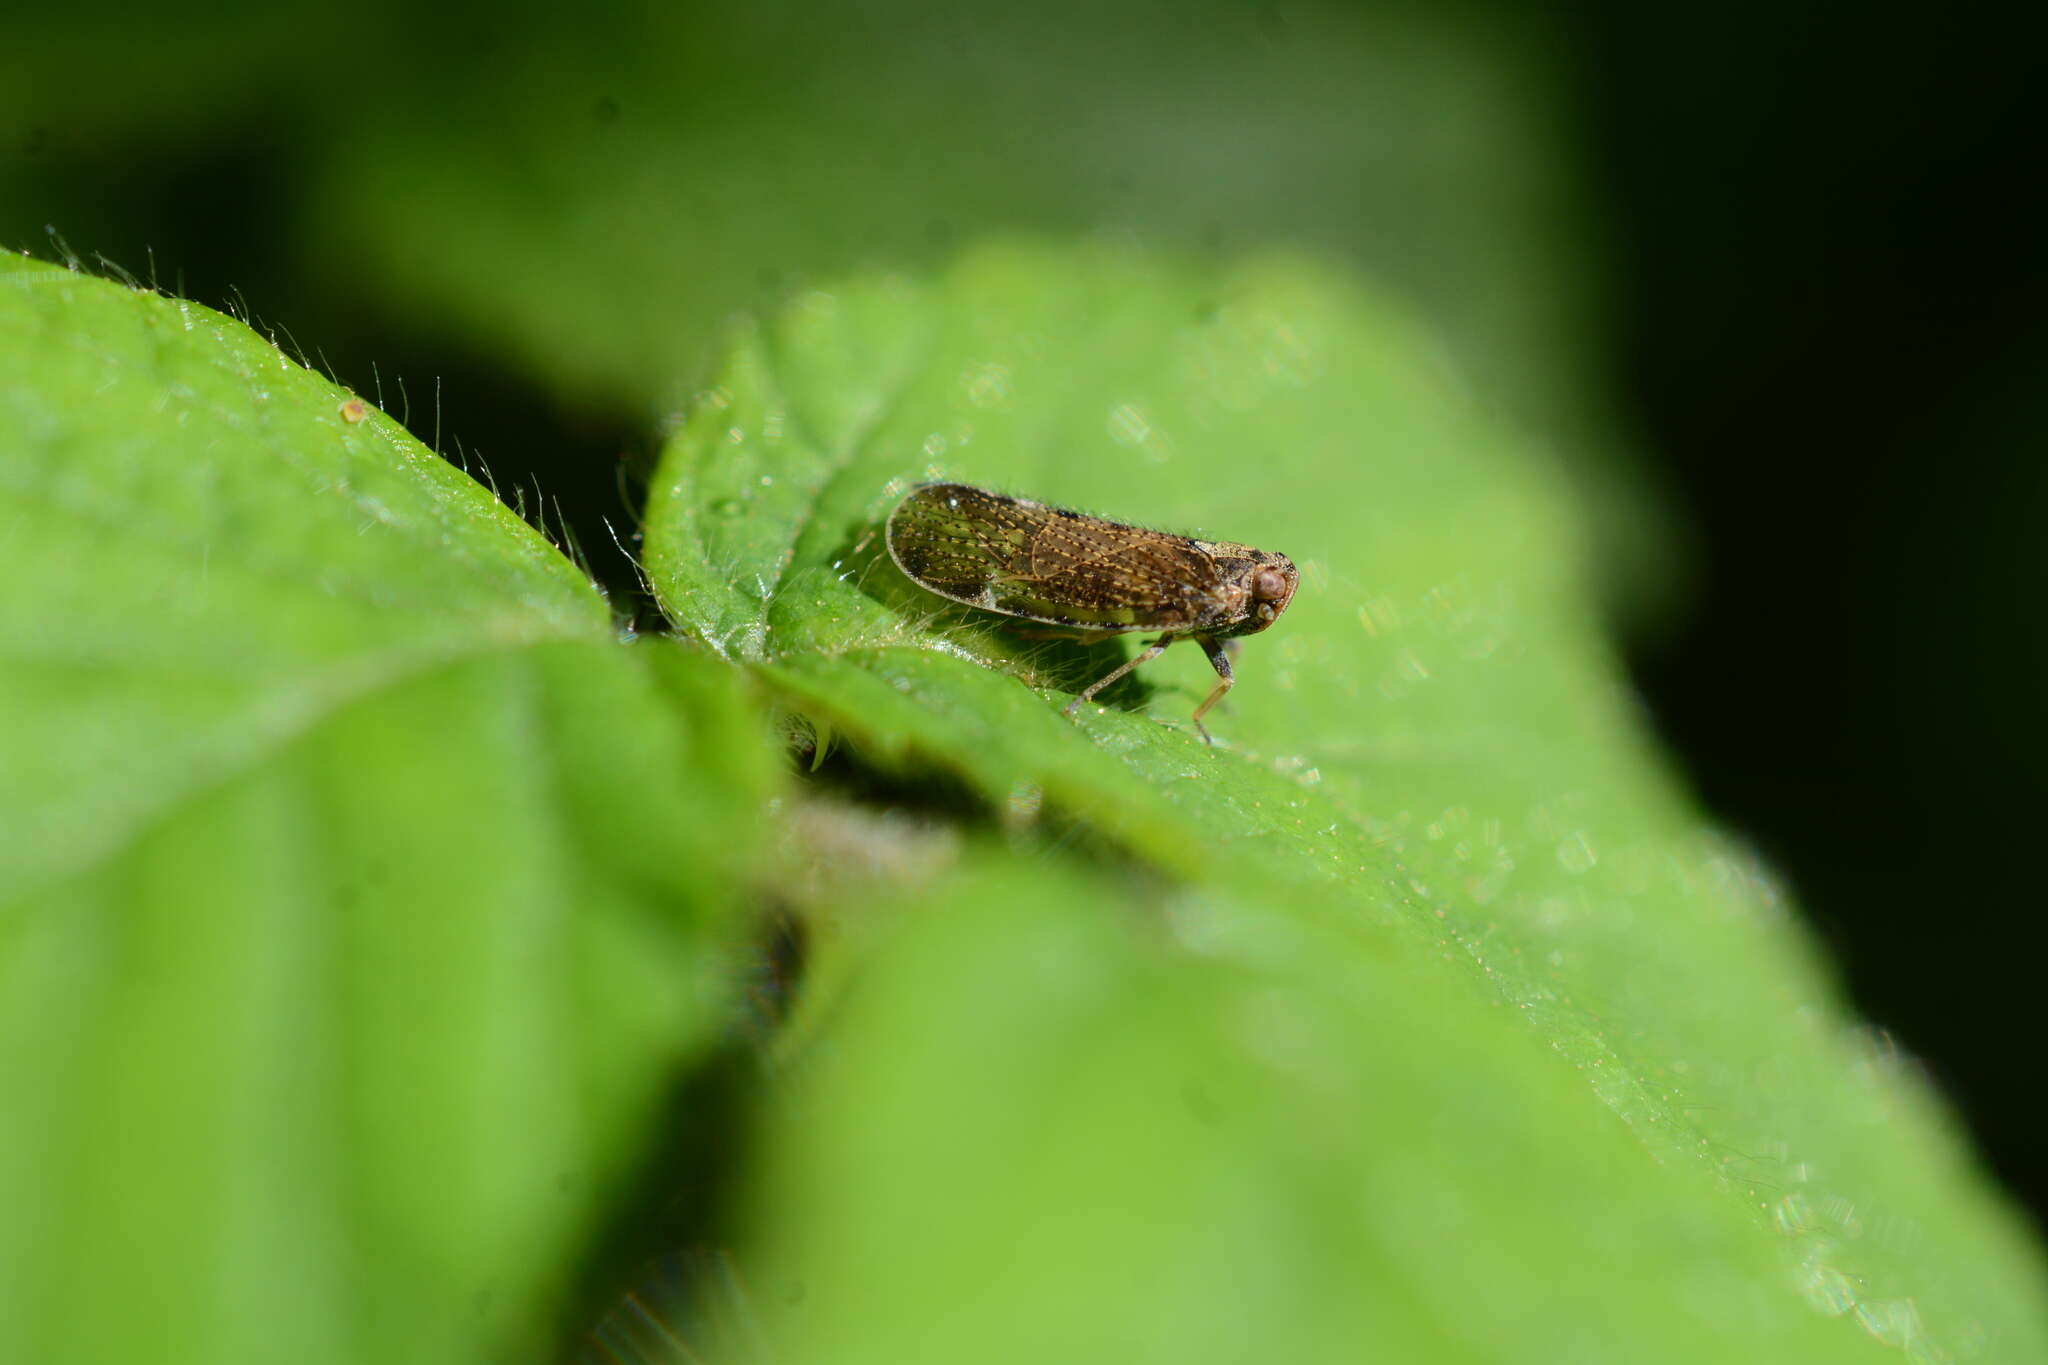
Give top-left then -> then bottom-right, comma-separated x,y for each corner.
6,0 -> 2041,1237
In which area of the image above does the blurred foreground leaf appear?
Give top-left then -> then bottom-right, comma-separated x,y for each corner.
645,241 -> 2048,1362
0,253 -> 773,1365
737,849 -> 1860,1362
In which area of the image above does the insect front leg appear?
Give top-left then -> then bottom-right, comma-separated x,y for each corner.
1063,634 -> 1177,719
1190,634 -> 1235,745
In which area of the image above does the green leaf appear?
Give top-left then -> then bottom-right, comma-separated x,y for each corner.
737,848 -> 1876,1362
0,253 -> 775,1365
644,241 -> 2048,1361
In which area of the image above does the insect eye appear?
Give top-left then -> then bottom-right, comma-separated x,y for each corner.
1253,568 -> 1288,601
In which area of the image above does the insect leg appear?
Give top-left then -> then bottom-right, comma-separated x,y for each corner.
1190,635 -> 1235,745
1063,635 -> 1176,718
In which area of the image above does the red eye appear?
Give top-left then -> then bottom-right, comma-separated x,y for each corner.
1253,568 -> 1288,601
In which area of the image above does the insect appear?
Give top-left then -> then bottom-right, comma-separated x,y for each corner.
885,481 -> 1298,742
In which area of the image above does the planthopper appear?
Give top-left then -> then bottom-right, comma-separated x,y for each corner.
885,481 -> 1298,743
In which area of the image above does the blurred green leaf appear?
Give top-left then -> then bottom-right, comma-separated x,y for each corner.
644,241 -> 2048,1362
0,1 -> 1669,609
303,2 -> 1608,440
0,253 -> 775,1365
735,848 -> 1873,1363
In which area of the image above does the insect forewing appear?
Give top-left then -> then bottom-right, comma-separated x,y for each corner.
887,483 -> 1220,632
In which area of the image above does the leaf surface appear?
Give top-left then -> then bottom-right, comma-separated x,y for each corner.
0,254 -> 773,1365
644,241 -> 2048,1362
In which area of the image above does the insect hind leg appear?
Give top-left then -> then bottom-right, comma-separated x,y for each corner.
1063,634 -> 1176,717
